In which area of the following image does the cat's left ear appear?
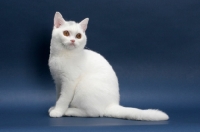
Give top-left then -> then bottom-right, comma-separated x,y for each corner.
54,12 -> 65,28
79,18 -> 89,32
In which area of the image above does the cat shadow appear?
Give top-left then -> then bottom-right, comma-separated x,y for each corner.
31,28 -> 53,88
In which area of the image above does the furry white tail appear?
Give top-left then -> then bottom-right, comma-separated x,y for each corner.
104,104 -> 169,121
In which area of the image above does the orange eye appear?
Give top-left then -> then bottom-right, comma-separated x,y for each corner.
63,31 -> 70,36
76,33 -> 82,39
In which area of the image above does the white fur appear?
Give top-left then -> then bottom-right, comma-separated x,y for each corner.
48,12 -> 169,121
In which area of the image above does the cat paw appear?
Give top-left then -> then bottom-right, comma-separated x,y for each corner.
48,106 -> 55,113
49,109 -> 63,118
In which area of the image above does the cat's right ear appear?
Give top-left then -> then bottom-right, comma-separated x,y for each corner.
79,18 -> 89,32
54,12 -> 65,28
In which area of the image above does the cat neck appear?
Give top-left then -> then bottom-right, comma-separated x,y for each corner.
50,45 -> 84,59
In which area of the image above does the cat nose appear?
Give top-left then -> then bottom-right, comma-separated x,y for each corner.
70,40 -> 75,43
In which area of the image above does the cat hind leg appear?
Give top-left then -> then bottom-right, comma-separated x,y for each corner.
65,108 -> 88,117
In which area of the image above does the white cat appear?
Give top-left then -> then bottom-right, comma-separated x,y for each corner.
48,12 -> 169,121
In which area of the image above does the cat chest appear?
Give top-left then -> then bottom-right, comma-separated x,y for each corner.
49,57 -> 82,78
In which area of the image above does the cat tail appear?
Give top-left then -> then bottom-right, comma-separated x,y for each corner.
103,104 -> 169,121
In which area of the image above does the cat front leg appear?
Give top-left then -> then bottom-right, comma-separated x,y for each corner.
55,82 -> 62,100
49,81 -> 75,118
48,81 -> 61,113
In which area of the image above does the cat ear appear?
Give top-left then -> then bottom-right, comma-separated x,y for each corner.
54,12 -> 65,28
79,18 -> 89,32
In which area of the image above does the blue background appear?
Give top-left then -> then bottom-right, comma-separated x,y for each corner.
0,0 -> 200,131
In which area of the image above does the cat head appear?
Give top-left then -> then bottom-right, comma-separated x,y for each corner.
51,12 -> 89,53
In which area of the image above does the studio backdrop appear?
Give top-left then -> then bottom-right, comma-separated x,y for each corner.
0,0 -> 200,131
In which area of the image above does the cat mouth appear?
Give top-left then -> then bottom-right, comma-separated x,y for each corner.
62,43 -> 77,50
69,43 -> 76,46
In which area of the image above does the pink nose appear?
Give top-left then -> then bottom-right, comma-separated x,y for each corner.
71,40 -> 75,43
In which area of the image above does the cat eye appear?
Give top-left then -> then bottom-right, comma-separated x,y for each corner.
63,31 -> 70,36
76,33 -> 82,39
